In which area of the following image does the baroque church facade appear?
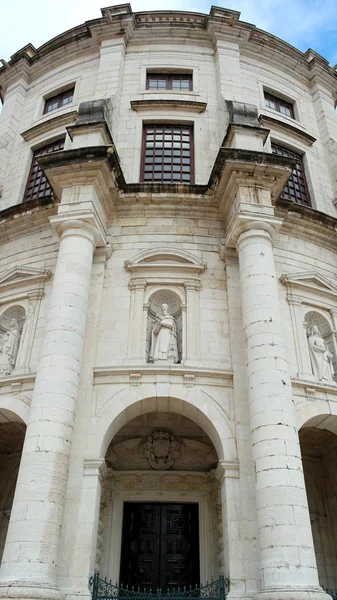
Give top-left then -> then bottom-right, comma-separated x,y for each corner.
0,4 -> 337,600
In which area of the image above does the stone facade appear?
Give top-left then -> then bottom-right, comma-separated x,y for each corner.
0,5 -> 337,600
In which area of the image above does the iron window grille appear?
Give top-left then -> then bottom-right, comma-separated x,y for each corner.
43,88 -> 74,114
146,73 -> 192,91
264,92 -> 294,119
23,138 -> 65,202
141,124 -> 194,184
271,143 -> 311,206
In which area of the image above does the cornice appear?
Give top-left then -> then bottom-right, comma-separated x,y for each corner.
130,99 -> 207,113
275,200 -> 337,252
258,114 -> 317,146
21,110 -> 78,142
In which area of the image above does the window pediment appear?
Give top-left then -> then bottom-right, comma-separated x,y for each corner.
280,271 -> 337,300
0,266 -> 51,299
125,248 -> 206,275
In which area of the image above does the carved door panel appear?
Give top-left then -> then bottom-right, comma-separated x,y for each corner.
120,503 -> 199,591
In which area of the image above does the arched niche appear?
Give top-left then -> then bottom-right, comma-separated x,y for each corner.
305,310 -> 336,383
0,306 -> 26,376
146,289 -> 182,363
126,248 -> 205,366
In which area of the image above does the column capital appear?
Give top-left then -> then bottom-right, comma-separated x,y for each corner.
215,460 -> 240,483
50,215 -> 105,247
225,212 -> 284,249
83,458 -> 108,484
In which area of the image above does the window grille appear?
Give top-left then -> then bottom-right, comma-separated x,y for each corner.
141,124 -> 194,183
271,143 -> 311,206
265,92 -> 294,118
146,74 -> 192,91
44,88 -> 74,114
23,138 -> 65,202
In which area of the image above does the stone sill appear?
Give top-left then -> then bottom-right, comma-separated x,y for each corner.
21,109 -> 78,141
0,371 -> 36,388
130,99 -> 207,113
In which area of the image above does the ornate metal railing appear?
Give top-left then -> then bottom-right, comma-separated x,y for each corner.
90,574 -> 229,600
325,589 -> 337,600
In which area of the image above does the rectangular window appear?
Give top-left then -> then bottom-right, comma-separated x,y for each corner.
43,88 -> 74,114
264,92 -> 294,119
271,143 -> 310,206
146,73 -> 192,91
141,124 -> 194,183
23,138 -> 65,202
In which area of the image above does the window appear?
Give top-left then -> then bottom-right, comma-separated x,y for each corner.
146,73 -> 192,91
43,88 -> 74,114
141,125 -> 193,183
23,138 -> 65,202
264,92 -> 294,119
271,143 -> 310,206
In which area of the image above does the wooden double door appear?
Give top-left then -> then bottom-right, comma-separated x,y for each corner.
120,503 -> 200,592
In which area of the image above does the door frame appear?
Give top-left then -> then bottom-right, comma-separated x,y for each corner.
103,486 -> 213,584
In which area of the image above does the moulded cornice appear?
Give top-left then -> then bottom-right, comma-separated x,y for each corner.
21,110 -> 78,142
258,114 -> 317,146
130,99 -> 207,113
93,364 -> 233,384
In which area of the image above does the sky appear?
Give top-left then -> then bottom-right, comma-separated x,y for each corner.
1,0 -> 337,65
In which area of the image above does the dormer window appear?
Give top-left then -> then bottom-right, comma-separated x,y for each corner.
43,88 -> 74,114
264,92 -> 294,119
146,73 -> 192,91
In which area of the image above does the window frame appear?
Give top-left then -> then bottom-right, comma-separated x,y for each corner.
271,142 -> 311,207
43,87 -> 75,115
264,92 -> 295,119
23,137 -> 65,202
140,123 -> 194,184
146,73 -> 193,92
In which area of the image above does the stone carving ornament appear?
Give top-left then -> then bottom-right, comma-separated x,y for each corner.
143,432 -> 180,470
149,303 -> 178,364
0,318 -> 20,375
307,325 -> 335,383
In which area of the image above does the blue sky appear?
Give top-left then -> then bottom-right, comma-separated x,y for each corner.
1,0 -> 337,65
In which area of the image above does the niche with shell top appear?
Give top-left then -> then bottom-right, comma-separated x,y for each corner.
146,289 -> 182,364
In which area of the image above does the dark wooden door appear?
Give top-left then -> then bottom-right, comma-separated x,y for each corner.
120,503 -> 200,591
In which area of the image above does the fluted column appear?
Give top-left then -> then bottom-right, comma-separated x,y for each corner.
0,219 -> 99,600
234,219 -> 326,600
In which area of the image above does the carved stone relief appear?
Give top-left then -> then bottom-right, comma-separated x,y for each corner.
0,306 -> 25,376
105,430 -> 217,472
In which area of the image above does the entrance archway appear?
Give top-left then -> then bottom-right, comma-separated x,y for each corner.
299,416 -> 337,589
0,408 -> 26,562
98,411 -> 221,588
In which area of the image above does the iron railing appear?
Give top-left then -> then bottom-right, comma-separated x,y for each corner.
90,574 -> 229,600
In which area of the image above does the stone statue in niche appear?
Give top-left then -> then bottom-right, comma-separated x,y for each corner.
148,303 -> 178,364
0,318 -> 21,375
143,431 -> 180,470
308,325 -> 335,383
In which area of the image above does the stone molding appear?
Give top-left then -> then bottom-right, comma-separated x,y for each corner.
125,247 -> 206,274
258,113 -> 317,145
20,110 -> 78,142
130,99 -> 207,113
93,365 -> 233,385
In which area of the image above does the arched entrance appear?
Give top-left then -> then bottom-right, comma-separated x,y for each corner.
97,411 -> 221,588
299,415 -> 337,589
0,408 -> 26,562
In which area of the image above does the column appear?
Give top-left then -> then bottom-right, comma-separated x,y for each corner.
0,219 -> 99,600
235,220 -> 326,600
68,459 -> 107,597
215,461 -> 245,599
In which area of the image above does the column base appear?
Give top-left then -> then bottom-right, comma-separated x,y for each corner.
255,587 -> 329,600
0,583 -> 63,600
